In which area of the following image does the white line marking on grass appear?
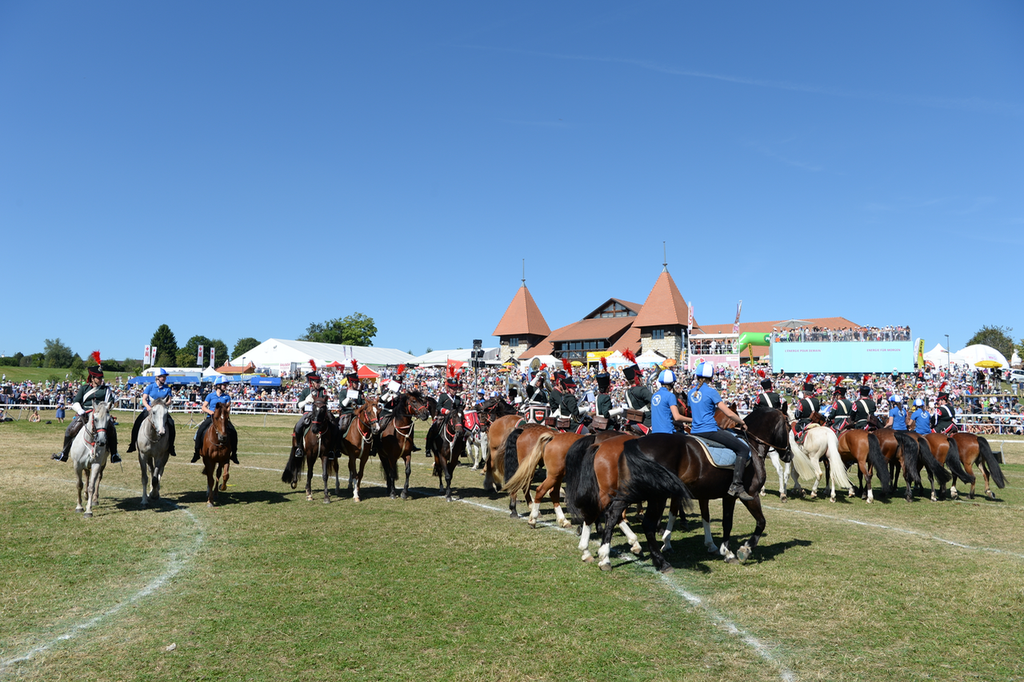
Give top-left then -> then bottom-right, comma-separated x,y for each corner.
765,505 -> 1024,561
0,488 -> 205,674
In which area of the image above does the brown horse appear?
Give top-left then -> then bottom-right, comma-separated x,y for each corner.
428,404 -> 466,501
200,403 -> 237,507
502,430 -> 585,527
949,433 -> 1006,500
564,433 -> 692,572
373,391 -> 431,499
638,406 -> 793,563
915,433 -> 975,501
281,397 -> 341,503
482,413 -> 528,493
835,429 -> 891,502
339,398 -> 381,502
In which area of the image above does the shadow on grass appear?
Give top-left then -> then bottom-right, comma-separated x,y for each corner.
169,488 -> 292,507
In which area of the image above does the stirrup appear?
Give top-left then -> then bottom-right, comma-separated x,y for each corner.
110,453 -> 122,464
52,452 -> 68,462
294,448 -> 304,459
728,484 -> 754,501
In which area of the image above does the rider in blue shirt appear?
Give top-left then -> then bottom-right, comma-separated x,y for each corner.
910,398 -> 932,435
192,378 -> 236,463
885,394 -> 908,431
128,368 -> 177,456
687,361 -> 753,501
651,369 -> 688,434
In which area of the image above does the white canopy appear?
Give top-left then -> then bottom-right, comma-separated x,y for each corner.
922,343 -> 956,368
1012,350 -> 1021,368
636,349 -> 667,366
603,350 -> 629,366
232,338 -> 416,375
951,344 -> 1009,369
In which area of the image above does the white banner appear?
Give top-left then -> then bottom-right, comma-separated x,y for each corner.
197,345 -> 204,367
151,346 -> 158,367
687,303 -> 693,334
210,347 -> 216,368
144,345 -> 151,365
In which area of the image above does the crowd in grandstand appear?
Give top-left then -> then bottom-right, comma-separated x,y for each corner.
772,325 -> 911,343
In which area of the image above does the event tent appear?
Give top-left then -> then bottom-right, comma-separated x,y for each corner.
412,348 -> 500,367
232,338 -> 416,375
356,365 -> 379,379
636,349 -> 667,366
952,344 -> 1009,369
922,343 -> 960,368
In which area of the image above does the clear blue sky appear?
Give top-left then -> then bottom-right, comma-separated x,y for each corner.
3,2 -> 1022,361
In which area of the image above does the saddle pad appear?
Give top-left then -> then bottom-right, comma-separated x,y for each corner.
463,410 -> 480,430
690,436 -> 737,469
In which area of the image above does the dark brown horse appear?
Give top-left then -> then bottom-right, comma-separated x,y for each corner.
565,433 -> 692,572
635,406 -> 793,563
949,433 -> 1006,500
373,391 -> 431,499
836,429 -> 891,502
339,398 -> 381,502
282,397 -> 341,503
200,403 -> 237,507
915,433 -> 975,501
428,403 -> 466,501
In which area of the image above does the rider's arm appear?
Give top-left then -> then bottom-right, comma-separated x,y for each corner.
670,404 -> 690,422
202,398 -> 214,416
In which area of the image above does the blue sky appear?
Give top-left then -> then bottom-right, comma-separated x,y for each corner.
3,2 -> 1022,361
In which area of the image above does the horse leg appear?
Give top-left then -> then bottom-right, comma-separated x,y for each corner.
616,513 -> 643,556
550,481 -> 571,529
75,465 -> 85,513
140,454 -> 150,507
640,497 -> 672,573
322,456 -> 332,504
598,498 -> 633,571
205,463 -> 216,506
84,463 -> 101,518
578,523 -> 595,563
401,452 -> 411,500
220,462 -> 230,493
700,499 -> 717,554
508,490 -> 519,519
717,497 -> 738,562
735,496 -> 767,563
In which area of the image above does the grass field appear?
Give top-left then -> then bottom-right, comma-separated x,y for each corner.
2,413 -> 1023,681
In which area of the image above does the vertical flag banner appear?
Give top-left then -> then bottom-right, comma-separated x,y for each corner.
210,347 -> 216,368
197,345 -> 204,367
151,347 -> 158,367
687,303 -> 693,334
732,300 -> 743,334
144,345 -> 151,366
916,338 -> 925,368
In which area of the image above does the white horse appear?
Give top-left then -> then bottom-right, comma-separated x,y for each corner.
138,398 -> 172,506
71,401 -> 111,518
786,426 -> 855,502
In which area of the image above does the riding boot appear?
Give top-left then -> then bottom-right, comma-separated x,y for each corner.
727,455 -> 754,501
51,428 -> 76,462
108,423 -> 121,463
127,411 -> 145,453
191,428 -> 203,463
293,430 -> 304,460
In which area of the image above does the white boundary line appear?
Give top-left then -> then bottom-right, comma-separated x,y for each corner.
0,483 -> 206,675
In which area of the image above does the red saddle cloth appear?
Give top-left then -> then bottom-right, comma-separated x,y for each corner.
463,410 -> 480,431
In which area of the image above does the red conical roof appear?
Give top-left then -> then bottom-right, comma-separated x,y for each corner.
632,269 -> 693,328
492,284 -> 550,337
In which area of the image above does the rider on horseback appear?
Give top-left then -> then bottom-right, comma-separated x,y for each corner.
792,375 -> 820,441
826,378 -> 853,433
910,397 -> 932,435
427,368 -> 463,456
932,386 -> 958,434
885,394 -> 908,431
337,360 -> 363,437
192,377 -> 237,464
558,374 -> 588,434
52,351 -> 121,463
651,369 -> 687,434
849,378 -> 876,430
128,368 -> 177,457
623,351 -> 652,435
291,361 -> 330,460
379,364 -> 405,417
751,370 -> 782,411
687,361 -> 753,501
594,357 -> 621,429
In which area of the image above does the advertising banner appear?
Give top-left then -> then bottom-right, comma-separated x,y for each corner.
144,345 -> 151,366
210,347 -> 216,368
770,341 -> 914,374
686,354 -> 741,371
151,347 -> 157,367
197,345 -> 204,367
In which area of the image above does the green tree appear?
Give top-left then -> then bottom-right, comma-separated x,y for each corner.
966,325 -> 1014,361
150,324 -> 179,367
300,313 -> 377,347
176,336 -> 228,368
233,337 -> 261,358
43,338 -> 74,368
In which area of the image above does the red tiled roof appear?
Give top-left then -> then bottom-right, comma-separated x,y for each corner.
632,269 -> 694,328
492,285 -> 550,337
545,316 -> 636,343
581,298 -> 643,319
216,362 -> 255,375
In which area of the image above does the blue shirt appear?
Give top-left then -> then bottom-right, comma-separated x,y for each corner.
204,391 -> 231,413
650,386 -> 678,434
688,383 -> 722,434
144,382 -> 173,403
888,406 -> 907,430
910,408 -> 931,434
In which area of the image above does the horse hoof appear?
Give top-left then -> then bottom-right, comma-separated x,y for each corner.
207,502 -> 215,508
559,519 -> 572,529
779,495 -> 787,503
829,496 -> 836,503
323,498 -> 331,504
987,491 -> 996,500
306,495 -> 313,502
659,564 -> 674,574
737,547 -> 752,562
583,554 -> 595,563
630,543 -> 642,556
527,518 -> 537,527
599,561 -> 612,571
724,555 -> 739,564
83,512 -> 92,518
509,512 -> 519,519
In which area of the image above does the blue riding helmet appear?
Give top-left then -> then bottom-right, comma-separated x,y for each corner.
155,368 -> 169,377
914,397 -> 923,407
658,369 -> 676,385
695,361 -> 714,378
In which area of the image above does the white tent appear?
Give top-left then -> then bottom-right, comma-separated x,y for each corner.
202,367 -> 226,379
519,354 -> 560,371
1012,350 -> 1021,368
603,350 -> 629,366
951,344 -> 1009,369
232,338 -> 416,376
636,349 -> 667,366
922,343 -> 955,368
413,348 -> 500,367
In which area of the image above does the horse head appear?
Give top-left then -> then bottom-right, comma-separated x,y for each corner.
149,398 -> 168,437
360,397 -> 381,434
212,403 -> 230,444
745,406 -> 793,463
90,402 -> 110,450
403,391 -> 431,420
309,398 -> 330,435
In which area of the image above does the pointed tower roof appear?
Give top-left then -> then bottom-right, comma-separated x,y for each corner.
632,268 -> 694,328
492,284 -> 551,337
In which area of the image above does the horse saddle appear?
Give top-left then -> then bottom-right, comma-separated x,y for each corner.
689,436 -> 738,469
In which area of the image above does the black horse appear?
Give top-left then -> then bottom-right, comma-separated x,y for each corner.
426,403 -> 466,501
372,391 -> 431,499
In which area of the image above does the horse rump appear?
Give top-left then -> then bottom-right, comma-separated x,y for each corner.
564,435 -> 598,526
867,433 -> 891,495
943,437 -> 974,485
502,431 -> 552,495
502,428 -> 524,485
619,439 -> 692,511
977,437 -> 1006,489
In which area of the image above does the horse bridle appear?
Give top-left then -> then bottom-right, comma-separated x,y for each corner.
355,402 -> 379,442
84,411 -> 106,451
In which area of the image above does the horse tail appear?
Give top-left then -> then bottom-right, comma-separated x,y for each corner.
501,428 -> 524,488
620,439 -> 692,511
867,433 -> 891,495
825,432 -> 853,491
977,437 -> 1006,489
788,436 -> 818,482
282,447 -> 304,484
917,436 -> 950,485
943,437 -> 974,485
892,431 -> 920,486
502,431 -> 551,495
564,435 -> 598,525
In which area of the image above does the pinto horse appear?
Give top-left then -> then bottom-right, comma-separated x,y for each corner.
137,398 -> 172,507
282,397 -> 341,503
200,402 -> 237,506
564,433 -> 692,572
949,433 -> 1005,500
640,407 -> 793,563
71,401 -> 111,518
339,398 -> 381,502
373,391 -> 431,499
427,404 -> 466,501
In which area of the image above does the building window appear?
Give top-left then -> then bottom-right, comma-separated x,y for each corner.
652,329 -> 665,340
509,337 -> 519,347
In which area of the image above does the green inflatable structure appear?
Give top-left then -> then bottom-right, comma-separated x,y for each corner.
735,332 -> 771,355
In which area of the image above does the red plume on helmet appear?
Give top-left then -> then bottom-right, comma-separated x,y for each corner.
561,357 -> 572,376
862,374 -> 870,385
308,359 -> 317,372
804,374 -> 813,384
623,348 -> 637,364
835,376 -> 843,387
447,364 -> 456,378
939,381 -> 948,391
397,364 -> 406,375
90,350 -> 102,366
351,359 -> 358,371
600,356 -> 608,372
757,368 -> 766,378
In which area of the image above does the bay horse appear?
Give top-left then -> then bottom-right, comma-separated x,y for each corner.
339,398 -> 381,503
71,401 -> 111,518
482,413 -> 529,493
949,433 -> 1006,500
200,402 -> 237,507
641,406 -> 794,563
282,397 -> 341,503
915,433 -> 975,501
137,398 -> 172,507
427,404 -> 466,501
835,429 -> 892,503
502,429 -> 589,527
564,433 -> 692,572
373,390 -> 431,499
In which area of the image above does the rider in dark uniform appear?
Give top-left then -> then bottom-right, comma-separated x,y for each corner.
427,369 -> 462,456
547,365 -> 566,420
791,376 -> 820,440
849,380 -> 877,430
623,355 -> 652,434
52,352 -> 120,463
291,361 -> 330,459
128,367 -> 177,456
751,371 -> 782,411
379,364 -> 405,418
827,380 -> 853,432
337,360 -> 363,436
594,357 -> 615,428
559,375 -> 587,434
932,386 -> 958,434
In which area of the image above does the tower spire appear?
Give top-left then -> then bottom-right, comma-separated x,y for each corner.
522,258 -> 526,287
663,241 -> 668,271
